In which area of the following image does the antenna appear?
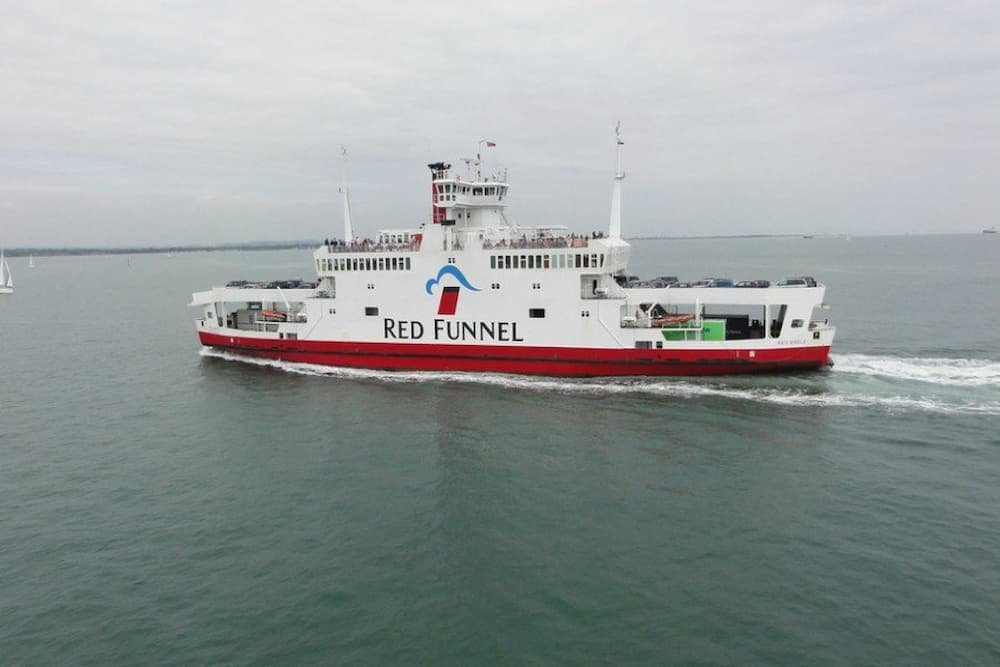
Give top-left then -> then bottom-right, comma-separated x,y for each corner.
339,146 -> 354,243
459,156 -> 475,181
609,122 -> 625,240
476,139 -> 496,180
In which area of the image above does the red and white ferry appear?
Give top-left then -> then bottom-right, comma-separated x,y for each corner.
190,134 -> 835,376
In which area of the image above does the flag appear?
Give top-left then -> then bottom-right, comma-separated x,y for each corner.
485,141 -> 496,147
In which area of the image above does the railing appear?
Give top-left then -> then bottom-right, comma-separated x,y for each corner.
483,235 -> 593,250
323,240 -> 421,254
234,318 -> 306,333
239,322 -> 279,333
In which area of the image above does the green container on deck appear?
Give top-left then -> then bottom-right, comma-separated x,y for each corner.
660,320 -> 725,341
701,319 -> 725,341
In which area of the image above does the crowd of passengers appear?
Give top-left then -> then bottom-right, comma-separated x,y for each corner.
323,238 -> 421,253
617,275 -> 817,288
482,231 -> 605,250
225,279 -> 318,289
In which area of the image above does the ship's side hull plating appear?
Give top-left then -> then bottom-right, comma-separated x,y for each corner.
198,330 -> 831,377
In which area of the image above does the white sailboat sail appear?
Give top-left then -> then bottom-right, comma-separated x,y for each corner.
0,250 -> 13,293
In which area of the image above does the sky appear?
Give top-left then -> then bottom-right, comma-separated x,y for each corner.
2,0 -> 999,247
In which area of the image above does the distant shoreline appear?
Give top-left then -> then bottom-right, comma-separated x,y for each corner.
3,231 -> 981,256
7,235 -> 806,256
2,241 -> 318,258
629,233 -> 812,241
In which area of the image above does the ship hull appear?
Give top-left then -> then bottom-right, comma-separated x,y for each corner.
198,331 -> 831,377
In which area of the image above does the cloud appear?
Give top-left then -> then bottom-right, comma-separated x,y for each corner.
2,1 -> 999,245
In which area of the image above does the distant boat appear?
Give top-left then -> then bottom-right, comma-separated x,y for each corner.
28,254 -> 35,268
984,227 -> 997,234
0,250 -> 13,294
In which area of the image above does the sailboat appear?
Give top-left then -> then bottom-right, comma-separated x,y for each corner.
28,254 -> 35,268
0,250 -> 13,294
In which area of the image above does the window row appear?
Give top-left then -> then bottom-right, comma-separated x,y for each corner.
490,253 -> 605,270
438,183 -> 506,197
318,256 -> 412,272
364,305 -> 546,319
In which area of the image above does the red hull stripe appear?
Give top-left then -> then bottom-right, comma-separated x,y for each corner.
199,331 -> 830,377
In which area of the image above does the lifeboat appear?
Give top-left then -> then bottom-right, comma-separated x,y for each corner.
260,310 -> 287,322
653,314 -> 695,326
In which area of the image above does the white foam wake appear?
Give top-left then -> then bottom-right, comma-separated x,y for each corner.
833,353 -> 1000,387
199,349 -> 1000,415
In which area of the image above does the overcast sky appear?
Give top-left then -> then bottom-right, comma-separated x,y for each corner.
2,1 -> 999,246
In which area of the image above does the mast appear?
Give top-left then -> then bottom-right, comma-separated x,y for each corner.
475,139 -> 495,180
339,146 -> 354,243
608,122 -> 625,240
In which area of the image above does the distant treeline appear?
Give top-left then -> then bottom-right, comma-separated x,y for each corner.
627,234 -> 808,241
8,234 -> 856,256
3,241 -> 320,257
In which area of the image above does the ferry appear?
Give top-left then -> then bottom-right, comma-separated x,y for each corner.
190,132 -> 835,376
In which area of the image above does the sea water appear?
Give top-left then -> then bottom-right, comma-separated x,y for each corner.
1,235 -> 998,664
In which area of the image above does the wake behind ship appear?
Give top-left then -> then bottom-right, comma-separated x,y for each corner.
190,133 -> 835,376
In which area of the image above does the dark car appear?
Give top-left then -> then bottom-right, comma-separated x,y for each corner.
735,279 -> 771,288
777,276 -> 817,288
614,273 -> 641,287
267,279 -> 305,289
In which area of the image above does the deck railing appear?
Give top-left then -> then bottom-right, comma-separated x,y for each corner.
324,240 -> 421,254
483,235 -> 593,250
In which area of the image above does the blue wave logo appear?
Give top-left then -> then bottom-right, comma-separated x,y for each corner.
425,265 -> 481,295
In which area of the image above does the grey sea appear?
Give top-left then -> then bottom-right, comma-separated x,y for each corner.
2,235 -> 998,665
